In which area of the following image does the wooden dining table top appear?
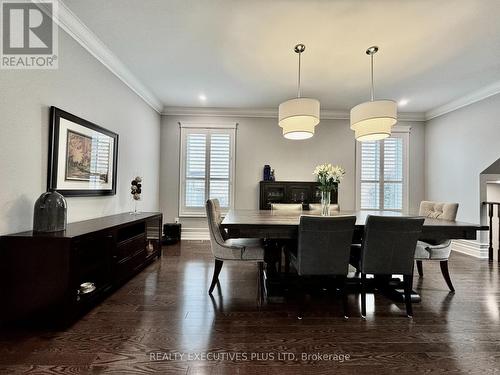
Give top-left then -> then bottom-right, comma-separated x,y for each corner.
221,209 -> 487,241
223,209 -> 480,228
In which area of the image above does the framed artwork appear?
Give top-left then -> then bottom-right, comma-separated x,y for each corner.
47,106 -> 119,196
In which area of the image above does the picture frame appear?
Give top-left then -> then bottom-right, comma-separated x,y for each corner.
47,106 -> 119,196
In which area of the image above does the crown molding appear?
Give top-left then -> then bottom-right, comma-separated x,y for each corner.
44,0 -> 496,121
163,107 -> 279,118
35,0 -> 163,113
425,80 -> 500,120
162,106 -> 426,121
399,112 -> 427,122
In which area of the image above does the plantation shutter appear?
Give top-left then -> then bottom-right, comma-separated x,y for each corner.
209,133 -> 231,208
359,135 -> 405,211
185,133 -> 207,208
180,125 -> 236,216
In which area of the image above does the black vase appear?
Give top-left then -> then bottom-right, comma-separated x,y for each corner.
33,191 -> 67,232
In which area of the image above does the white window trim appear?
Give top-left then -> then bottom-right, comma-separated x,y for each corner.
355,125 -> 410,212
178,122 -> 237,217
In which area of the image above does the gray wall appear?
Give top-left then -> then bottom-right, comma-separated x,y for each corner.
425,93 -> 500,224
0,29 -> 161,235
160,115 -> 425,230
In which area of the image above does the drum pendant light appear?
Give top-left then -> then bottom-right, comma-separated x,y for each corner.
350,46 -> 397,142
278,44 -> 320,140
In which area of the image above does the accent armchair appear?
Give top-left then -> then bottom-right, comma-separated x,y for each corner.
206,199 -> 265,304
414,201 -> 459,292
308,203 -> 340,212
270,203 -> 303,211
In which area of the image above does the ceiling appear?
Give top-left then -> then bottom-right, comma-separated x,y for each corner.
63,0 -> 500,113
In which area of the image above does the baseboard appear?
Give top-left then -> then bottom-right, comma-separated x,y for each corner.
181,227 -> 210,240
451,240 -> 489,259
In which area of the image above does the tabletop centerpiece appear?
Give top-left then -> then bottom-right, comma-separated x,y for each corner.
313,163 -> 345,216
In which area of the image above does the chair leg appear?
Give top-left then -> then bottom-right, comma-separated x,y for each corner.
297,279 -> 307,320
403,274 -> 413,318
340,276 -> 349,319
257,261 -> 265,305
208,259 -> 223,295
277,244 -> 282,273
416,260 -> 424,277
284,249 -> 290,274
360,273 -> 366,318
440,260 -> 455,292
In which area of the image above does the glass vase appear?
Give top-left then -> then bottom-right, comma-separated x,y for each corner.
131,199 -> 140,215
321,190 -> 331,216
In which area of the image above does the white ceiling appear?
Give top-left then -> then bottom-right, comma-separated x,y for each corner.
63,0 -> 500,113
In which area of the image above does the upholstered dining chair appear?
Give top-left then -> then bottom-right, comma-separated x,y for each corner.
308,203 -> 340,212
351,216 -> 425,318
205,199 -> 266,304
414,201 -> 459,292
269,203 -> 302,272
270,203 -> 303,211
290,215 -> 356,319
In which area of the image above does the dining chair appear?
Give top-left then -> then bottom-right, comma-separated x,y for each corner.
269,203 -> 302,273
206,199 -> 266,304
270,203 -> 303,211
308,203 -> 340,212
352,215 -> 425,318
290,215 -> 356,319
414,201 -> 459,292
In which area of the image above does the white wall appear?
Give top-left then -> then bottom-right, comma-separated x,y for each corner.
160,115 -> 425,233
426,93 -> 500,224
0,30 -> 161,235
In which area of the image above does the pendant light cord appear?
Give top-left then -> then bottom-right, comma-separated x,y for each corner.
297,50 -> 302,98
370,53 -> 374,101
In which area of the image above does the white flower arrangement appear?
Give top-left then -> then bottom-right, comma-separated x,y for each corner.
313,163 -> 345,191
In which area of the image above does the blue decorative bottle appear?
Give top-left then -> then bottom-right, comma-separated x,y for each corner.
263,165 -> 271,181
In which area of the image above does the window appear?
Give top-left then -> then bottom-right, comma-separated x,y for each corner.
356,130 -> 409,211
179,124 -> 236,216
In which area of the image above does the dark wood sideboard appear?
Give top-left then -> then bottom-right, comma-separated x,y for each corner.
0,212 -> 162,326
259,181 -> 338,210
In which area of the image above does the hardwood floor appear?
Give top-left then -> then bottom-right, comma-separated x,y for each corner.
1,241 -> 499,374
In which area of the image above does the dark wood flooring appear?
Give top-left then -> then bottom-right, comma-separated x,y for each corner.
1,241 -> 500,374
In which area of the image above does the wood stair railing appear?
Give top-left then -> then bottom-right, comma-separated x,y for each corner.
483,201 -> 500,262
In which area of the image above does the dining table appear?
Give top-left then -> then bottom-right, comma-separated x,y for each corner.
221,209 -> 487,303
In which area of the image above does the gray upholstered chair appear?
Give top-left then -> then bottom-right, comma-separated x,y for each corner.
308,203 -> 340,212
206,199 -> 265,303
271,203 -> 303,211
270,203 -> 302,272
414,201 -> 459,292
290,215 -> 356,319
354,215 -> 425,318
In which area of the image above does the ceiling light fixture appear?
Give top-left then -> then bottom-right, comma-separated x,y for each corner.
278,43 -> 320,140
398,99 -> 409,106
350,46 -> 397,142
199,94 -> 207,102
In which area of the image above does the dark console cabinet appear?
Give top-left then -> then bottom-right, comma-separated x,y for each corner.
0,212 -> 162,325
259,181 -> 338,210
